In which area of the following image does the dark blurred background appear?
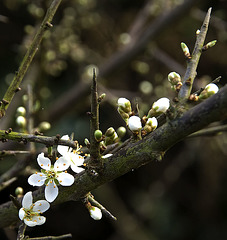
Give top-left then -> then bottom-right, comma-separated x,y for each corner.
1,0 -> 227,239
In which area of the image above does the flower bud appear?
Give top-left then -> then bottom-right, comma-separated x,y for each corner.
148,97 -> 170,117
144,117 -> 158,133
16,116 -> 27,128
84,138 -> 90,147
16,106 -> 26,116
38,121 -> 51,131
117,126 -> 126,139
128,116 -> 142,132
202,40 -> 217,51
89,206 -> 102,220
181,42 -> 191,58
117,98 -> 132,113
105,127 -> 115,137
199,83 -> 219,99
168,72 -> 181,85
15,187 -> 24,197
94,130 -> 103,142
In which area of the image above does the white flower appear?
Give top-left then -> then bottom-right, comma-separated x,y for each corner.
28,153 -> 74,202
147,117 -> 158,130
57,135 -> 85,173
205,83 -> 219,95
152,97 -> 170,113
19,191 -> 50,227
89,206 -> 102,220
128,116 -> 142,132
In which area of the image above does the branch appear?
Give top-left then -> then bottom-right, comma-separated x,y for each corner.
178,8 -> 212,101
0,0 -> 62,119
1,84 -> 227,228
0,131 -> 78,149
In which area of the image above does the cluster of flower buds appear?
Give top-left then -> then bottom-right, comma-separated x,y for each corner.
117,98 -> 132,125
104,127 -> 119,145
199,83 -> 219,99
168,72 -> 182,92
143,117 -> 158,134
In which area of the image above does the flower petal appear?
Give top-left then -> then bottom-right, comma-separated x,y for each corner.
57,172 -> 74,186
28,172 -> 46,186
22,191 -> 33,208
45,181 -> 58,203
31,215 -> 46,225
33,200 -> 50,213
70,153 -> 84,173
37,153 -> 51,170
19,208 -> 25,220
24,218 -> 37,227
54,156 -> 70,171
57,135 -> 72,155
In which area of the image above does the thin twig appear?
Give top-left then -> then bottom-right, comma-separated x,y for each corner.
0,177 -> 17,191
29,234 -> 72,239
0,150 -> 30,156
89,69 -> 101,166
0,0 -> 63,118
0,130 -> 78,148
178,8 -> 212,101
88,193 -> 117,221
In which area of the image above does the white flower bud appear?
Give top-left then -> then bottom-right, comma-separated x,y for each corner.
117,98 -> 131,113
168,72 -> 181,85
16,106 -> 26,116
128,116 -> 142,132
152,97 -> 170,113
147,117 -> 158,130
199,83 -> 219,99
89,206 -> 102,220
16,116 -> 27,128
205,83 -> 219,95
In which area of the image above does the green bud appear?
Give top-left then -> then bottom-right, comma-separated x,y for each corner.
98,93 -> 106,102
181,42 -> 190,58
105,127 -> 115,137
16,116 -> 27,128
38,121 -> 51,131
168,72 -> 181,85
94,130 -> 103,142
84,138 -> 90,146
16,106 -> 26,116
202,40 -> 217,51
15,187 -> 24,197
117,126 -> 126,139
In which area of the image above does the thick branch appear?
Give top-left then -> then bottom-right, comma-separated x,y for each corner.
1,84 -> 227,228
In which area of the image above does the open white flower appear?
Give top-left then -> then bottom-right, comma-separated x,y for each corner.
19,191 -> 50,227
89,206 -> 102,220
57,135 -> 85,173
128,116 -> 142,132
28,153 -> 74,202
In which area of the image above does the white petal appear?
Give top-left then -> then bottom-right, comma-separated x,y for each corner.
57,135 -> 72,155
37,153 -> 51,170
22,191 -> 33,208
31,216 -> 46,225
70,164 -> 84,173
24,218 -> 37,227
19,208 -> 25,220
89,207 -> 102,220
45,181 -> 58,203
28,173 -> 46,186
128,116 -> 142,132
33,200 -> 50,213
54,156 -> 70,171
57,172 -> 74,186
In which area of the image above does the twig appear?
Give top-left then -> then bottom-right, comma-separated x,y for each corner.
0,0 -> 63,118
188,124 -> 227,138
0,130 -> 78,148
0,150 -> 30,157
178,8 -> 212,101
0,177 -> 17,191
17,222 -> 27,240
29,234 -> 72,240
89,69 -> 101,167
87,193 -> 117,221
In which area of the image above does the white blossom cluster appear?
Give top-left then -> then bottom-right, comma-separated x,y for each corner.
19,135 -> 102,227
